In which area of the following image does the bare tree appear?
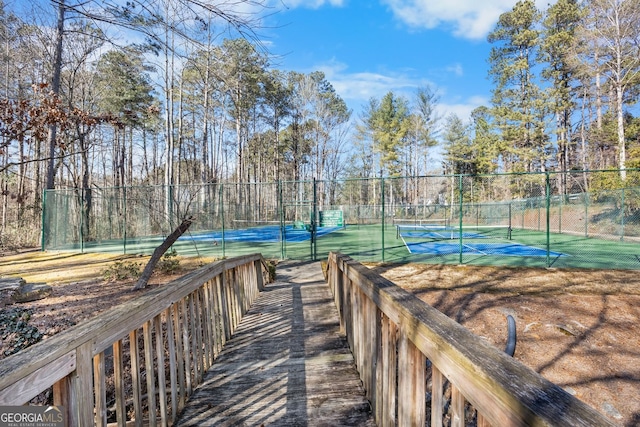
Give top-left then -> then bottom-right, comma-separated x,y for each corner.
579,0 -> 640,180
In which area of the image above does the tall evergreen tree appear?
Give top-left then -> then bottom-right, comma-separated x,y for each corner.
442,113 -> 474,175
367,91 -> 410,176
470,106 -> 500,174
488,0 -> 547,173
540,0 -> 582,184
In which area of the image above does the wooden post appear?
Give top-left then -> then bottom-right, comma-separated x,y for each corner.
74,341 -> 95,427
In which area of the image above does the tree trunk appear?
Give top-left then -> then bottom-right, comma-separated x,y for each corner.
46,0 -> 65,190
133,216 -> 194,290
616,84 -> 626,180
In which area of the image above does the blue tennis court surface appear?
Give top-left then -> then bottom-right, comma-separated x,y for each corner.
406,241 -> 565,257
180,225 -> 341,243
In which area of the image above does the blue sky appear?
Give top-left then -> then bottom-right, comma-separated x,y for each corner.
262,0 -> 552,122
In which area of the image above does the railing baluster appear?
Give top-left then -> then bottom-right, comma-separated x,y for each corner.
129,329 -> 143,427
451,383 -> 465,427
431,365 -> 444,427
165,307 -> 178,422
169,304 -> 184,415
397,330 -> 426,426
180,298 -> 192,397
154,315 -> 168,426
143,320 -> 157,426
93,352 -> 107,427
381,313 -> 397,427
113,339 -> 126,426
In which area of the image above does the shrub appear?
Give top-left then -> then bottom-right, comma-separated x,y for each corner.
157,249 -> 181,275
102,261 -> 141,281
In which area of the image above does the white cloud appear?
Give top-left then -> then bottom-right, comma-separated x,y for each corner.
316,60 -> 433,107
446,63 -> 464,77
277,0 -> 345,9
437,95 -> 488,122
313,60 -> 487,122
381,0 -> 553,40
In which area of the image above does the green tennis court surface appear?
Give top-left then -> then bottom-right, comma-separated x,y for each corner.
55,223 -> 640,270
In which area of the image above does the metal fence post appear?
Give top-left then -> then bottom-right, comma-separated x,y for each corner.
584,192 -> 589,238
621,187 -> 625,241
312,178 -> 317,261
41,189 -> 47,251
381,177 -> 385,263
220,184 -> 225,258
459,174 -> 463,264
279,180 -> 285,260
123,186 -> 127,254
546,172 -> 551,267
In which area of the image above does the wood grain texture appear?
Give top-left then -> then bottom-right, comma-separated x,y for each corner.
174,261 -> 375,427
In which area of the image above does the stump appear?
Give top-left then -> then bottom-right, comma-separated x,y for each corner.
0,277 -> 52,304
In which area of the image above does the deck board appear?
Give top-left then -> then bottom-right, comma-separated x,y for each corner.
174,261 -> 376,427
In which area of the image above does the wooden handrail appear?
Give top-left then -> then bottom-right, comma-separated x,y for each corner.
326,252 -> 616,427
0,253 -> 269,426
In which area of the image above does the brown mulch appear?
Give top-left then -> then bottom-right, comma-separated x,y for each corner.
1,253 -> 639,426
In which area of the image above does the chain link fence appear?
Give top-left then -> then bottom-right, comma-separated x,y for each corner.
43,170 -> 640,269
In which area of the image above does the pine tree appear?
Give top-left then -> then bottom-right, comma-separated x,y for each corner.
540,0 -> 582,185
488,0 -> 548,173
367,92 -> 410,176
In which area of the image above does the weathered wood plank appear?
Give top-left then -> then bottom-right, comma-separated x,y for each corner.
154,315 -> 168,426
142,320 -> 157,427
174,261 -> 375,427
165,307 -> 178,422
93,352 -> 107,427
128,329 -> 143,427
431,364 -> 444,427
0,350 -> 75,405
397,329 -> 426,426
113,340 -> 126,426
451,384 -> 465,427
75,341 -> 94,427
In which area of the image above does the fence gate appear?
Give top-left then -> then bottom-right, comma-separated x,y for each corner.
280,179 -> 317,260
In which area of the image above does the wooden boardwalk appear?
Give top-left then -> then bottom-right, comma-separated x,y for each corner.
174,261 -> 375,427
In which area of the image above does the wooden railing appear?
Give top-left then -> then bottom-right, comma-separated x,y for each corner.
326,252 -> 616,427
0,254 -> 269,427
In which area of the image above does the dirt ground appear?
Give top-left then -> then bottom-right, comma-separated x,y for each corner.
370,263 -> 640,427
1,251 -> 639,426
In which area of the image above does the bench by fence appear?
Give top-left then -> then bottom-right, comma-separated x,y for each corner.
326,252 -> 616,427
0,254 -> 269,426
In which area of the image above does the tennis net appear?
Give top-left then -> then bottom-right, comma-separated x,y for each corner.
396,224 -> 512,241
392,218 -> 450,228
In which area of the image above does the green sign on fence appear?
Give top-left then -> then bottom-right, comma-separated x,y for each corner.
319,210 -> 344,227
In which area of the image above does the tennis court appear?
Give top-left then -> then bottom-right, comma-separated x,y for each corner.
396,223 -> 566,258
181,224 -> 341,244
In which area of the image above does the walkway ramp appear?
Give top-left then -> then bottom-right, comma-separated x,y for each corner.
175,261 -> 375,426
